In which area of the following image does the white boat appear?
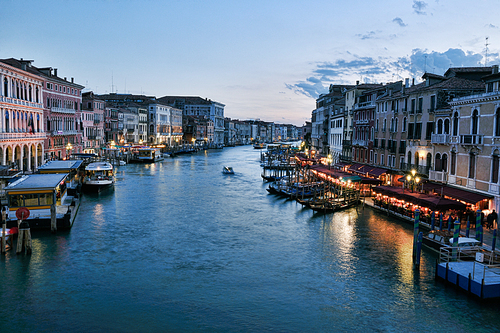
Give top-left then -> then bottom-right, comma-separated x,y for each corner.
222,166 -> 234,174
131,148 -> 164,163
83,162 -> 115,189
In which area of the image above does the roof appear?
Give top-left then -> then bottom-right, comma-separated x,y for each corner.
5,174 -> 67,192
38,160 -> 83,173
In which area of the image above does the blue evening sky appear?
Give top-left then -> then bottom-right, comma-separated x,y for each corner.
1,0 -> 499,126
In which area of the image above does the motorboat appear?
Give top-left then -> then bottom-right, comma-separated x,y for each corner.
130,148 -> 164,163
83,162 -> 115,190
423,230 -> 481,251
222,166 -> 234,174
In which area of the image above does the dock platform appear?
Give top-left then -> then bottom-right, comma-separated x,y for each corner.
436,260 -> 500,299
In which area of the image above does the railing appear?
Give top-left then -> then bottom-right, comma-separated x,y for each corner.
353,139 -> 368,147
51,130 -> 79,136
429,170 -> 447,182
356,119 -> 369,124
354,101 -> 375,109
431,133 -> 450,144
50,107 -> 76,114
400,163 -> 431,175
0,132 -> 46,140
0,96 -> 43,109
460,134 -> 483,145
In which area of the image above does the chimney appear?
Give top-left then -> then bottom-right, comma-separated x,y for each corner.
54,68 -> 58,77
71,77 -> 74,83
64,77 -> 67,81
412,78 -> 415,86
356,80 -> 359,85
405,78 -> 409,88
493,65 -> 499,74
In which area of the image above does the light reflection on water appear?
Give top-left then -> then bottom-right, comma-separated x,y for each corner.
0,146 -> 500,332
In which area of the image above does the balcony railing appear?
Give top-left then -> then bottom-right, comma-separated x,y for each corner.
51,130 -> 79,136
353,139 -> 368,147
431,133 -> 450,144
0,132 -> 46,140
429,170 -> 447,183
50,106 -> 76,114
460,134 -> 483,145
400,163 -> 431,175
0,96 -> 43,109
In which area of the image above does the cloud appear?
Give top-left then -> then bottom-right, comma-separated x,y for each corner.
355,31 -> 378,40
392,17 -> 407,27
286,48 -> 499,99
413,0 -> 427,15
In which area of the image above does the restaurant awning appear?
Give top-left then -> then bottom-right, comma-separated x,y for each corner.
373,185 -> 467,211
422,182 -> 493,204
310,165 -> 362,182
367,167 -> 387,177
348,163 -> 364,172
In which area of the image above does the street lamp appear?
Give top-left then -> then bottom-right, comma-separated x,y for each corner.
66,143 -> 73,160
327,154 -> 332,170
406,169 -> 420,192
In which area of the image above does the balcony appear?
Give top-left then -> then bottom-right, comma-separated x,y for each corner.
431,133 -> 450,144
353,139 -> 368,147
460,134 -> 483,145
400,163 -> 431,175
51,129 -> 79,136
356,119 -> 369,124
0,132 -> 46,140
0,96 -> 43,109
50,106 -> 76,114
429,170 -> 447,183
354,101 -> 375,109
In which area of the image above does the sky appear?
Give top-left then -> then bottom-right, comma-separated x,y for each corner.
1,0 -> 500,126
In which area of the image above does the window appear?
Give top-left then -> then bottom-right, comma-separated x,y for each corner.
418,97 -> 423,113
437,119 -> 443,134
436,153 -> 442,171
453,112 -> 459,136
495,108 -> 500,136
444,119 -> 450,134
430,95 -> 436,112
403,117 -> 407,132
472,110 -> 479,135
469,153 -> 476,178
492,153 -> 499,184
425,122 -> 434,140
411,99 -> 416,113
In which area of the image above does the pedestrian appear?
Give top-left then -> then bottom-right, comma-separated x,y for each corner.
487,213 -> 494,229
491,209 -> 498,229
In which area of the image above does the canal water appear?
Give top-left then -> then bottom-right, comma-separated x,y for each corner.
1,145 -> 499,332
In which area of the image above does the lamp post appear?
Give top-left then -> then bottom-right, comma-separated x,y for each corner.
327,154 -> 332,170
406,169 -> 420,192
65,143 -> 73,160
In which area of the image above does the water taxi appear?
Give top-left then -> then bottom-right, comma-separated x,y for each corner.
131,148 -> 164,163
222,166 -> 234,174
83,162 -> 115,190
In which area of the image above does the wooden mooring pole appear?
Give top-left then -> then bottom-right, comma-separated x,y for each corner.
16,219 -> 32,255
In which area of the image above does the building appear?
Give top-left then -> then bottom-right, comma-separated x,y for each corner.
0,58 -> 45,171
158,96 -> 225,145
81,92 -> 105,154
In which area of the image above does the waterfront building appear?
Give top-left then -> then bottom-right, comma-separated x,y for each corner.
81,92 -> 105,154
329,97 -> 345,164
343,83 -> 382,163
158,96 -> 225,145
121,108 -> 138,144
447,65 -> 500,212
0,58 -> 45,172
224,117 -> 236,146
233,120 -> 251,145
104,106 -> 120,144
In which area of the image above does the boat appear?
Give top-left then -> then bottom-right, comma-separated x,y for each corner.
222,166 -> 234,174
423,230 -> 481,251
130,148 -> 164,163
253,142 -> 266,149
83,162 -> 115,190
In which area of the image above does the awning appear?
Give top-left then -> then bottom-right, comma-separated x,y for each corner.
310,165 -> 362,182
373,185 -> 467,211
422,182 -> 493,204
334,161 -> 351,168
348,163 -> 364,172
367,167 -> 387,177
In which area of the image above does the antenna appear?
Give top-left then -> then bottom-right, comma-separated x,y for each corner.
111,71 -> 114,93
424,55 -> 427,73
485,37 -> 489,67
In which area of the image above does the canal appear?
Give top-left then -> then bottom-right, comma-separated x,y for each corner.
1,145 -> 499,332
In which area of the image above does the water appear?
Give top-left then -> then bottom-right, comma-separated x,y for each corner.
1,146 -> 499,332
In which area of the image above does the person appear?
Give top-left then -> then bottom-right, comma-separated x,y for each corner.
490,210 -> 498,229
487,213 -> 494,229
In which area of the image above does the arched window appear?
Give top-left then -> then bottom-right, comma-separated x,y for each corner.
472,109 -> 479,135
435,153 -> 442,171
395,118 -> 398,132
403,117 -> 407,132
492,151 -> 500,183
414,152 -> 419,166
444,119 -> 450,134
383,119 -> 387,131
29,85 -> 32,102
407,151 -> 412,165
3,78 -> 7,97
442,154 -> 448,172
35,87 -> 39,103
376,119 -> 379,131
5,112 -> 9,132
495,108 -> 500,137
469,153 -> 476,178
450,151 -> 456,175
426,153 -> 432,171
437,119 -> 443,134
453,112 -> 459,136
